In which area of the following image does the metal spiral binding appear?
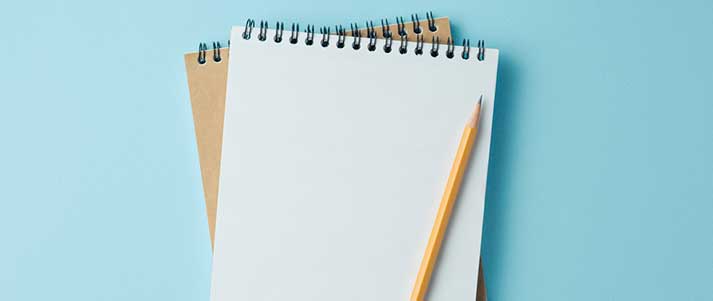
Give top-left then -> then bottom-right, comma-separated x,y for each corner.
258,21 -> 268,41
462,39 -> 470,59
274,22 -> 284,43
212,42 -> 222,62
197,43 -> 207,64
319,26 -> 330,47
350,23 -> 362,50
430,36 -> 440,57
399,34 -> 408,54
336,25 -> 346,48
426,12 -> 437,32
366,21 -> 376,39
396,16 -> 406,37
381,18 -> 392,38
446,37 -> 455,58
411,14 -> 422,34
414,35 -> 424,55
197,14 -> 488,65
289,23 -> 299,44
368,33 -> 377,51
242,19 -> 255,39
383,35 -> 393,53
305,25 -> 315,45
476,40 -> 485,61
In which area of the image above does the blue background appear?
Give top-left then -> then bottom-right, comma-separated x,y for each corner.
1,0 -> 712,299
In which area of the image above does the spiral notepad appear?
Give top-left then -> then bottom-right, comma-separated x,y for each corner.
210,17 -> 498,301
184,14 -> 486,300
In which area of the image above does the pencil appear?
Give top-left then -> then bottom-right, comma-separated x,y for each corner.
410,95 -> 483,301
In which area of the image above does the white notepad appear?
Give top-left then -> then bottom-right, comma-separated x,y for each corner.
212,25 -> 499,301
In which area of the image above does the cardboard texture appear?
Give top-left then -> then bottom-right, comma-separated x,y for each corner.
184,15 -> 486,301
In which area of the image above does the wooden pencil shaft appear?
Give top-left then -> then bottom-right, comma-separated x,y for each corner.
411,101 -> 481,301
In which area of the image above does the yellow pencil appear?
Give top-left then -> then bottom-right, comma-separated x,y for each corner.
410,95 -> 483,301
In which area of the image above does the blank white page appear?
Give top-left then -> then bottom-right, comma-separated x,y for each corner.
211,26 -> 499,301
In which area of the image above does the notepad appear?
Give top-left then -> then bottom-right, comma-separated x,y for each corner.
211,23 -> 498,301
186,14 -> 486,301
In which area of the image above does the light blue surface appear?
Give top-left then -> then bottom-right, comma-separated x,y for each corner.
1,0 -> 711,300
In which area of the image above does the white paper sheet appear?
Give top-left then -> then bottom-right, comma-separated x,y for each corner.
211,26 -> 499,301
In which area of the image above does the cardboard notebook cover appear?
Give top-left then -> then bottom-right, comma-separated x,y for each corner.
184,15 -> 487,301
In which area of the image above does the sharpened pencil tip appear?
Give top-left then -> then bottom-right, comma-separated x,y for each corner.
467,96 -> 482,128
